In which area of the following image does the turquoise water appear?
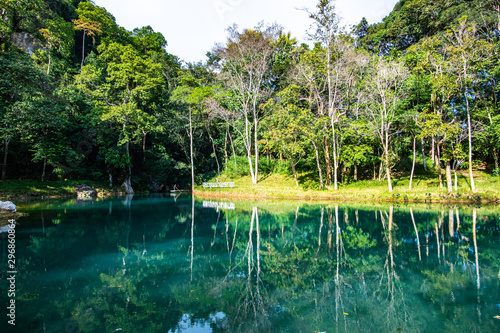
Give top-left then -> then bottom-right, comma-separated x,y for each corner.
1,195 -> 499,332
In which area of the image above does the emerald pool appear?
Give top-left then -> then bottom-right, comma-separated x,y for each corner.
1,195 -> 499,332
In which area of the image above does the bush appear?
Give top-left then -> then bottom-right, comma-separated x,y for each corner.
224,155 -> 251,178
273,160 -> 292,175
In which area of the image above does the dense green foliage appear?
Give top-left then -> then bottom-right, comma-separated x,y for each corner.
0,0 -> 499,194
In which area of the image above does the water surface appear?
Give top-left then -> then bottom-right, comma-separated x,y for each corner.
1,195 -> 499,332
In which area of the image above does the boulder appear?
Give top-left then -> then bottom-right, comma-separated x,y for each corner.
74,184 -> 97,200
0,201 -> 16,212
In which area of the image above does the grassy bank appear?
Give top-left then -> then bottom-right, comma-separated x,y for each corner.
0,180 -> 123,200
195,169 -> 500,204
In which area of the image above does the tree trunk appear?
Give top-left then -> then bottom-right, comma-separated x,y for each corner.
47,53 -> 51,75
207,129 -> 220,176
421,138 -> 427,171
122,123 -> 134,194
385,147 -> 393,192
42,157 -> 47,182
493,146 -> 499,170
189,107 -> 195,191
465,90 -> 476,191
436,143 -> 443,188
142,130 -> 147,162
331,117 -> 338,190
228,125 -> 237,167
378,159 -> 384,181
312,140 -> 324,188
81,29 -> 86,70
290,158 -> 299,187
431,136 -> 435,165
409,137 -> 416,190
324,137 -> 331,185
124,140 -> 134,194
445,160 -> 453,193
245,116 -> 256,184
354,164 -> 358,182
454,169 -> 458,191
253,117 -> 259,184
1,138 -> 10,180
224,128 -> 229,170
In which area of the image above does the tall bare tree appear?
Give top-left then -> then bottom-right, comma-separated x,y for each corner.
212,23 -> 280,184
445,18 -> 494,192
360,58 -> 409,192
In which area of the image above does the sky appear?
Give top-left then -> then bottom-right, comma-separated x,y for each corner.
92,0 -> 399,64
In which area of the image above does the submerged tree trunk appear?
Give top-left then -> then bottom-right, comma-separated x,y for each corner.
1,138 -> 10,180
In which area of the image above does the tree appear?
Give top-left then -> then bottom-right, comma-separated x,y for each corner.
73,1 -> 119,70
262,86 -> 310,187
0,50 -> 45,180
38,16 -> 74,75
15,97 -> 69,181
171,74 -> 212,191
418,112 -> 460,193
444,18 -> 493,192
306,0 -> 342,189
290,45 -> 329,187
360,57 -> 409,192
213,23 -> 280,184
76,41 -> 165,193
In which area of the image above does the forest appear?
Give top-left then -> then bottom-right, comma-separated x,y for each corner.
1,0 -> 499,195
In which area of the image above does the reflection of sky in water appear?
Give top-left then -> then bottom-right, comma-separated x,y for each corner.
168,313 -> 226,333
1,196 -> 499,332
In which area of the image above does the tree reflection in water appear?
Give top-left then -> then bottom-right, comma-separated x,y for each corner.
1,198 -> 499,332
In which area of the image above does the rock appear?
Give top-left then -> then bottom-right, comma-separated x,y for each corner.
0,201 -> 16,212
11,32 -> 41,55
0,221 -> 15,233
74,184 -> 97,200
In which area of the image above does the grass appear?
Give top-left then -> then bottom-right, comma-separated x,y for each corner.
0,179 -> 122,200
195,167 -> 500,204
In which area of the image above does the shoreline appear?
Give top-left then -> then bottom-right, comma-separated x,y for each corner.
193,189 -> 500,205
